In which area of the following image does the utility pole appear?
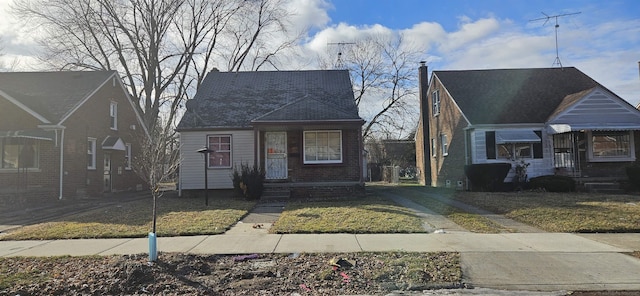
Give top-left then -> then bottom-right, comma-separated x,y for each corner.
530,11 -> 581,68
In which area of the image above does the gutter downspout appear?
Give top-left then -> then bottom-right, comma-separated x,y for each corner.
58,128 -> 65,200
178,133 -> 182,197
463,125 -> 472,191
358,126 -> 364,185
39,124 -> 66,199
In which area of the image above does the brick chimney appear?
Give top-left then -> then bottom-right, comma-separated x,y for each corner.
418,61 -> 431,185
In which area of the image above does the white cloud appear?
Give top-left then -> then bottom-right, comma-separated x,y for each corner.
286,0 -> 332,30
305,23 -> 393,54
400,22 -> 446,53
0,2 -> 42,70
439,17 -> 501,52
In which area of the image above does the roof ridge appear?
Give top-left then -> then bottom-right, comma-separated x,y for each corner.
434,67 -> 578,73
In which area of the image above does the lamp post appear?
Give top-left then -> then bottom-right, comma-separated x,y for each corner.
196,146 -> 214,206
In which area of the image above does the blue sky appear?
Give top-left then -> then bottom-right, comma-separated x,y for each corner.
303,0 -> 640,106
328,0 -> 636,31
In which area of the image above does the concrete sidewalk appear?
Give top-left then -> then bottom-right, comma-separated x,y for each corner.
1,232 -> 640,291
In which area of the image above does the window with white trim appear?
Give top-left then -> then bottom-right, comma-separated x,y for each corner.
441,134 -> 448,156
431,138 -> 436,157
87,138 -> 96,169
1,138 -> 39,169
304,130 -> 342,164
207,135 -> 232,168
110,102 -> 118,130
498,143 -> 532,159
125,143 -> 132,170
588,131 -> 635,162
432,89 -> 440,116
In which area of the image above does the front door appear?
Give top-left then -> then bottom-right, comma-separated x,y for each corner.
103,153 -> 112,192
265,132 -> 287,180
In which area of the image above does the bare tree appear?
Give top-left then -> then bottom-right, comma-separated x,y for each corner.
322,34 -> 422,141
12,0 -> 299,131
131,121 -> 180,235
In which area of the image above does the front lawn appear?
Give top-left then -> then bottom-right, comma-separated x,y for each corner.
2,194 -> 256,240
372,185 -> 510,233
270,196 -> 426,234
453,191 -> 640,233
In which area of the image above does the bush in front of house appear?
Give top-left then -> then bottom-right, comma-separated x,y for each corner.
232,163 -> 265,200
529,175 -> 576,192
464,163 -> 512,192
625,163 -> 640,191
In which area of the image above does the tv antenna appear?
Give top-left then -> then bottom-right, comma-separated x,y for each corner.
530,11 -> 581,68
327,42 -> 355,69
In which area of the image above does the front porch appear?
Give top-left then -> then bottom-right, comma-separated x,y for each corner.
256,127 -> 366,199
550,129 -> 640,192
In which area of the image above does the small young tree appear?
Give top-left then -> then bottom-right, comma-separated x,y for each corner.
131,123 -> 180,261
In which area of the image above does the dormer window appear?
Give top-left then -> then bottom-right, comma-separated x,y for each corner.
110,102 -> 118,130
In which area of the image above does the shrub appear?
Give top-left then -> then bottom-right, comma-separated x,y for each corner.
529,175 -> 576,192
626,164 -> 640,191
464,163 -> 511,192
232,163 -> 265,200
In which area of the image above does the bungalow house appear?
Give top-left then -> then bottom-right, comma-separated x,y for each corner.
176,69 -> 366,198
415,63 -> 640,190
0,71 -> 148,201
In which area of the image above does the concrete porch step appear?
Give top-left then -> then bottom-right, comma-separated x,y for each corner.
261,188 -> 291,201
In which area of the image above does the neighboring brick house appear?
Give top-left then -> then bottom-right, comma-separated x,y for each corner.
0,71 -> 148,201
415,65 -> 640,189
176,70 -> 366,198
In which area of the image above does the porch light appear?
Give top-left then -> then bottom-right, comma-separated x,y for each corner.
196,146 -> 215,206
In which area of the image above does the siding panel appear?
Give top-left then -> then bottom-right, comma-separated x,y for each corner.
180,130 -> 255,190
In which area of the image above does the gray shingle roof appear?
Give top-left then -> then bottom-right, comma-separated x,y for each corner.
0,71 -> 117,123
434,67 -> 604,125
177,70 -> 363,129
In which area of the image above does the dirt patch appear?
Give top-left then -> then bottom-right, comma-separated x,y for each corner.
1,252 -> 462,295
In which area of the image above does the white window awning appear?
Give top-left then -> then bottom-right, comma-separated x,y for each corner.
495,130 -> 541,144
547,123 -> 640,134
101,136 -> 126,151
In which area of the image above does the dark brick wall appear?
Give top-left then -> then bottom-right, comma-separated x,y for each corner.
0,77 -> 145,200
256,126 -> 365,198
428,77 -> 468,188
285,128 -> 362,183
61,79 -> 145,197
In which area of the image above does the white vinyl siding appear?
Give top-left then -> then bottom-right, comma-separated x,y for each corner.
470,128 -> 554,182
179,130 -> 254,190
